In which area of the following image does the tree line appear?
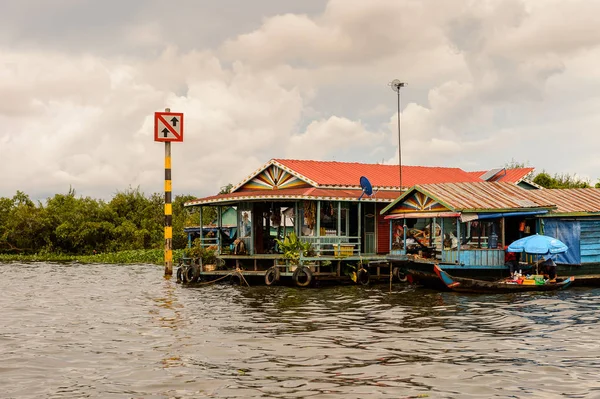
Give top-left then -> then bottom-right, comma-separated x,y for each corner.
505,159 -> 597,188
1,165 -> 595,256
0,187 -> 214,255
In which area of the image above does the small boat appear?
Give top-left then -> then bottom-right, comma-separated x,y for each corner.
433,264 -> 574,293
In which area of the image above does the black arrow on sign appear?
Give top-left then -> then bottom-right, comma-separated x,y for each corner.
170,117 -> 178,127
162,128 -> 169,137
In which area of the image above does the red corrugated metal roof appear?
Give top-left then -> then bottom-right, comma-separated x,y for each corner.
274,159 -> 481,188
186,187 -> 402,206
531,188 -> 600,215
468,168 -> 535,183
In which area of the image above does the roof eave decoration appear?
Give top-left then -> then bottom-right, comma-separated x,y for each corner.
380,186 -> 455,215
455,206 -> 555,213
230,159 -> 316,193
185,193 -> 395,207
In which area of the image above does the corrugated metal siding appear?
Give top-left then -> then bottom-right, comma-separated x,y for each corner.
377,203 -> 390,254
442,249 -> 505,266
580,220 -> 600,263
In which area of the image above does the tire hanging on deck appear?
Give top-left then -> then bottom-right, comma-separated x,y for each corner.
393,267 -> 408,282
184,265 -> 200,283
357,268 -> 370,286
292,266 -> 313,287
176,266 -> 184,283
264,266 -> 280,286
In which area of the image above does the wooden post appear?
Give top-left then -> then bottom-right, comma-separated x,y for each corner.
164,107 -> 173,276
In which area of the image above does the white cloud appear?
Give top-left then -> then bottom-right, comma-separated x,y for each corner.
2,0 -> 600,202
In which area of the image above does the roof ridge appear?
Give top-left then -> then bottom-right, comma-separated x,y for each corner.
275,158 -> 471,169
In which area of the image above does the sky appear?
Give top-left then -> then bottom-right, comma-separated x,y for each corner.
1,0 -> 600,202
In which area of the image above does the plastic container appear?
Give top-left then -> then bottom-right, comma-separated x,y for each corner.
489,232 -> 498,249
534,276 -> 545,285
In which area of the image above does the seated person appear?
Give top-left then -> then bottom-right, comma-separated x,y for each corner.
540,256 -> 557,281
405,232 -> 430,255
443,232 -> 459,249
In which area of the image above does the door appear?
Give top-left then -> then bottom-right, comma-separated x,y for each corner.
363,202 -> 376,254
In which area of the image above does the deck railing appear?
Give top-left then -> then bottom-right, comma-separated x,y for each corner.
299,235 -> 361,257
196,235 -> 363,257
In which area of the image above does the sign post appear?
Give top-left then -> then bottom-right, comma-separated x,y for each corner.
154,108 -> 184,276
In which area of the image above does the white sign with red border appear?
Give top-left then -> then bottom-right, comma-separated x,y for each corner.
154,112 -> 184,142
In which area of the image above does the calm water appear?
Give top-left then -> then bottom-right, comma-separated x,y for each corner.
1,263 -> 600,399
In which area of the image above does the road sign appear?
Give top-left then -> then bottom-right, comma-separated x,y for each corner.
154,112 -> 184,142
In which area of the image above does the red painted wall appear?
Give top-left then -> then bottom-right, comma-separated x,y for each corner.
377,203 -> 390,254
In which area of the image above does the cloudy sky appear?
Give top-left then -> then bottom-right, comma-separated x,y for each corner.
1,0 -> 599,201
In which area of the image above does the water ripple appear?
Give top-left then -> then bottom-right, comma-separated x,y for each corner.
1,262 -> 600,398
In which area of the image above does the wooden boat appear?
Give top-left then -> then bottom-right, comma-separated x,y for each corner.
433,264 -> 574,293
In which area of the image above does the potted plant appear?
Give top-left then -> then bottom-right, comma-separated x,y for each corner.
275,232 -> 313,270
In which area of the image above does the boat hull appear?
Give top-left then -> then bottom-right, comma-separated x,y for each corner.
433,264 -> 574,293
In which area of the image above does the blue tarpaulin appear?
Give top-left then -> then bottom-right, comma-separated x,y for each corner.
542,219 -> 581,265
476,210 -> 548,220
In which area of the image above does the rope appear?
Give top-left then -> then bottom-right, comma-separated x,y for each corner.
181,268 -> 251,287
236,268 -> 251,287
192,272 -> 234,286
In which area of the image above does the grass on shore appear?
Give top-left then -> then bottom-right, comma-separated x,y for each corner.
0,249 -> 187,265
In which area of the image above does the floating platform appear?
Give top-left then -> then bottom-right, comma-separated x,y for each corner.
176,255 -> 405,287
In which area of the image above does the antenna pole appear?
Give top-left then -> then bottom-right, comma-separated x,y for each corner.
397,87 -> 402,189
390,81 -> 406,190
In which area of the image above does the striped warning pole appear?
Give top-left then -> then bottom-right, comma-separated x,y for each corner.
164,107 -> 173,276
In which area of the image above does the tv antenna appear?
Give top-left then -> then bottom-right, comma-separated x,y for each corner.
358,176 -> 377,200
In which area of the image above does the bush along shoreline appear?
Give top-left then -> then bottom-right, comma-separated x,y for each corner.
0,249 -> 187,265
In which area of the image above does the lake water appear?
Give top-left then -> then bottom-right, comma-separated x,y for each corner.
1,262 -> 600,398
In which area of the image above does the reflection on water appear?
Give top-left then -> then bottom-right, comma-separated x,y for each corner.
1,263 -> 600,398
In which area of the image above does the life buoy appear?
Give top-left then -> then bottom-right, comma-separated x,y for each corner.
357,268 -> 370,285
176,266 -> 184,283
393,267 -> 408,282
230,271 -> 244,286
292,266 -> 313,287
184,265 -> 200,283
264,266 -> 280,286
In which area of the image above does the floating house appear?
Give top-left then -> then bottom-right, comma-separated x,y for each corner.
182,159 -> 531,285
381,181 -> 556,281
381,181 -> 600,283
532,188 -> 600,275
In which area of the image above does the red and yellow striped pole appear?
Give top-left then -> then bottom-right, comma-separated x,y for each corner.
164,107 -> 173,276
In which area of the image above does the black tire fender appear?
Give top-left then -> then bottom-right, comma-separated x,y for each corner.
264,266 -> 280,286
176,266 -> 184,283
292,266 -> 313,287
357,268 -> 370,286
393,267 -> 407,282
185,265 -> 200,283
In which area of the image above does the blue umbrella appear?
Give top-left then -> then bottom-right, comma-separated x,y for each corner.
507,233 -> 568,255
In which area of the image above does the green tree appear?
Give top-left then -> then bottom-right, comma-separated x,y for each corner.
172,194 -> 197,249
2,191 -> 47,253
108,187 -> 163,251
504,158 -> 529,169
533,171 -> 591,189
